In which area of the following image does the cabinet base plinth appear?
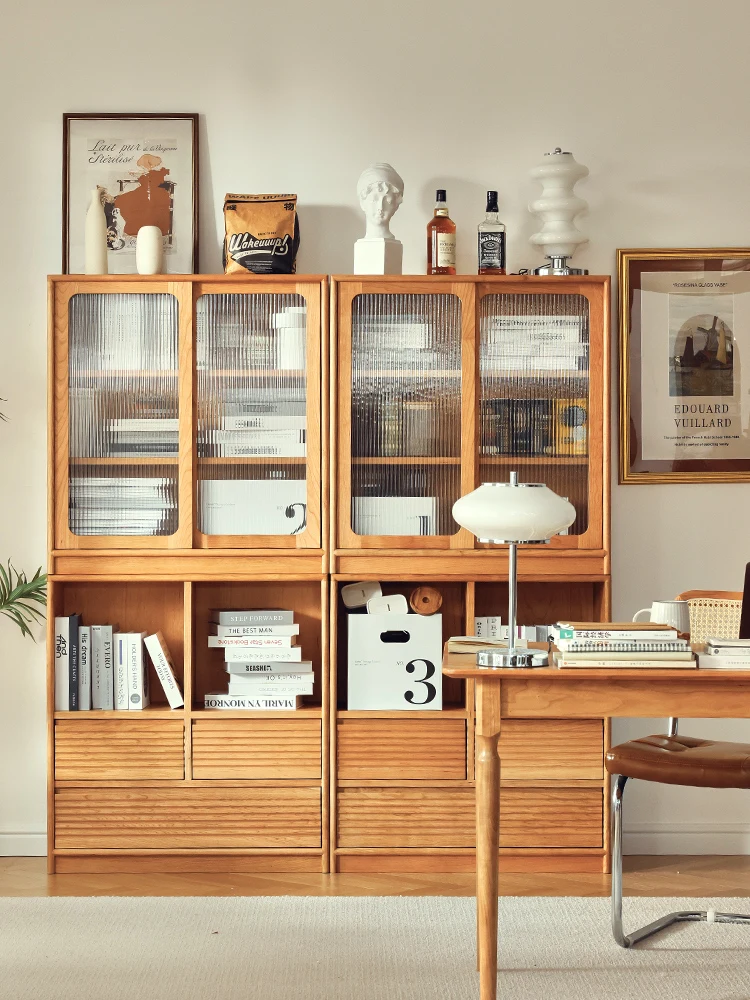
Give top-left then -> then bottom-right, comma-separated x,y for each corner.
53,853 -> 326,874
335,852 -> 607,874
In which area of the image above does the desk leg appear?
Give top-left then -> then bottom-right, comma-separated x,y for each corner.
475,677 -> 501,1000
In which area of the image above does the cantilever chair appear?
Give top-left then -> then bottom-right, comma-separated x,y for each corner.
605,589 -> 750,947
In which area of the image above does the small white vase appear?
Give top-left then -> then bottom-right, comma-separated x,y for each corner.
135,226 -> 164,275
84,188 -> 108,275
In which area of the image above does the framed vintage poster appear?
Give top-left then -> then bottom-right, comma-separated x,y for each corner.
619,248 -> 750,483
63,113 -> 198,274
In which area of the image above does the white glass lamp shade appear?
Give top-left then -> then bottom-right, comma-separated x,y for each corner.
452,482 -> 576,543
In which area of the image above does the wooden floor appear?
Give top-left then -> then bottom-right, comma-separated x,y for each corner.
2,857 -> 750,897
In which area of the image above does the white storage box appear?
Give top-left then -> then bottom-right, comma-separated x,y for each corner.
200,479 -> 306,535
347,613 -> 443,710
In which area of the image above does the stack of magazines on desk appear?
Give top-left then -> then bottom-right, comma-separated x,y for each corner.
697,637 -> 750,669
551,621 -> 696,669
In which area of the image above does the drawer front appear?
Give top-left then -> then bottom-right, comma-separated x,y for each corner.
54,720 -> 184,780
337,788 -> 602,848
499,720 -> 604,780
55,787 -> 322,849
338,719 -> 467,779
192,719 -> 321,779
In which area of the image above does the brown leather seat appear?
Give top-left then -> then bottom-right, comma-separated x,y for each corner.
605,735 -> 750,788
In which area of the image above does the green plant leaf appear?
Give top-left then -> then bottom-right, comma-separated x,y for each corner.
0,561 -> 47,640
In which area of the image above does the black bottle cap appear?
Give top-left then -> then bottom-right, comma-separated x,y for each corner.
436,189 -> 447,201
486,190 -> 499,211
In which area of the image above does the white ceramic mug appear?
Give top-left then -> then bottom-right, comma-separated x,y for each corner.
633,600 -> 690,633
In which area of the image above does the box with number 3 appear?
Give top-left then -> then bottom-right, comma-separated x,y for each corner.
347,614 -> 443,710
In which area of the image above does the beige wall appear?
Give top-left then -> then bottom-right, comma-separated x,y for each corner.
2,0 -> 750,854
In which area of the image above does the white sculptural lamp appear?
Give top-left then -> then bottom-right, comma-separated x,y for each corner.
354,162 -> 404,275
452,473 -> 576,667
529,148 -> 589,276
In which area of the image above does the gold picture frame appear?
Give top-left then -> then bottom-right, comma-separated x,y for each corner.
619,247 -> 750,483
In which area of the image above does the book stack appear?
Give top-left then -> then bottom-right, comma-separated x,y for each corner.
200,399 -> 307,458
54,617 -> 183,710
205,609 -> 313,710
551,621 -> 696,669
698,637 -> 750,669
480,315 -> 588,374
107,417 -> 178,457
69,477 -> 178,536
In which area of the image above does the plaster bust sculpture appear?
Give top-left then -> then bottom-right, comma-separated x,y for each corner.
357,163 -> 404,240
354,163 -> 404,274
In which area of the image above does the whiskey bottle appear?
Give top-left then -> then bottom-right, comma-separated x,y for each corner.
477,190 -> 506,274
427,189 -> 456,275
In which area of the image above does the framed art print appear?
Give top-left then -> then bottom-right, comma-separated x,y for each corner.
63,113 -> 198,274
619,248 -> 750,483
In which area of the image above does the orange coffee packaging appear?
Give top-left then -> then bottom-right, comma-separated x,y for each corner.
223,193 -> 300,274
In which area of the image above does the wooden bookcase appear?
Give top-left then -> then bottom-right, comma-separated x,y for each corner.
47,275 -> 329,874
47,273 -> 610,876
329,275 -> 611,874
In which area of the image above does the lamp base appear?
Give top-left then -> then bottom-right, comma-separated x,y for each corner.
476,649 -> 544,669
533,254 -> 588,276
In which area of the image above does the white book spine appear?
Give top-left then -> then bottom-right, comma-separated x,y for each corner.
486,616 -> 502,638
144,633 -> 184,709
54,617 -> 70,711
223,646 -> 303,663
474,617 -> 487,637
211,611 -> 294,626
90,627 -> 103,709
209,635 -> 297,648
100,627 -> 114,710
78,626 -> 91,711
210,429 -> 306,444
222,416 -> 306,430
204,694 -> 300,710
228,683 -> 313,697
226,672 -> 312,684
212,624 -> 300,637
225,661 -> 313,675
218,443 -> 306,458
114,634 -> 129,711
698,655 -> 750,669
127,634 -> 147,710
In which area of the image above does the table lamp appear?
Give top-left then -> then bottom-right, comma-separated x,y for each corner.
452,473 -> 576,667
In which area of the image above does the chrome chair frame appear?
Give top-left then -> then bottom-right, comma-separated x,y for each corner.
610,718 -> 750,948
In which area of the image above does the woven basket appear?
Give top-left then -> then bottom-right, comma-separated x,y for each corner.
687,598 -> 743,644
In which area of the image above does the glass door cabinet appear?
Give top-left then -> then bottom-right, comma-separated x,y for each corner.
334,276 -> 608,563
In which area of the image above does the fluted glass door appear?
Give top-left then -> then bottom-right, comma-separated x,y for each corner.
68,292 -> 179,537
349,293 -> 462,538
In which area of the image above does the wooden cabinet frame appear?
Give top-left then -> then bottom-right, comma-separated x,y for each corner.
47,273 -> 610,876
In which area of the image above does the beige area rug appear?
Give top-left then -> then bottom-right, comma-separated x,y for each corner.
1,896 -> 750,999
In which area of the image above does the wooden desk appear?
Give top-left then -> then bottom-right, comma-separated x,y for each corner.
442,652 -> 750,1000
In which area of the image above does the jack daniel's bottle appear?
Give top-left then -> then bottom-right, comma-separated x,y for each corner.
477,190 -> 506,274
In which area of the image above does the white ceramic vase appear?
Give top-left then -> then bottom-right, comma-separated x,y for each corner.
84,188 -> 108,275
135,226 -> 164,275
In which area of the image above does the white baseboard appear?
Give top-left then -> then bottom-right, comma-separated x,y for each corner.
625,823 -> 750,855
0,833 -> 46,857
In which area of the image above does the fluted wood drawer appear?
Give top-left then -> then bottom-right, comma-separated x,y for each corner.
54,720 -> 184,780
499,720 -> 603,780
192,719 -> 321,779
338,719 -> 467,779
55,787 -> 321,849
338,788 -> 602,848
